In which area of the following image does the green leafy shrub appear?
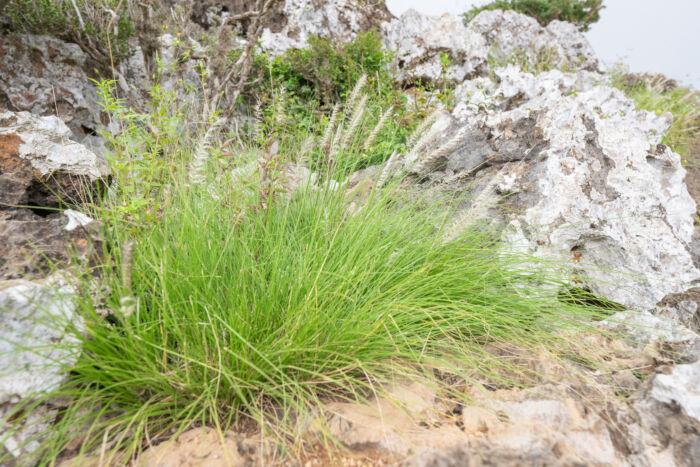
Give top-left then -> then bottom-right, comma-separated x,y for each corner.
3,0 -> 134,62
2,78 -> 614,464
271,30 -> 392,105
463,0 -> 604,32
236,32 -> 413,171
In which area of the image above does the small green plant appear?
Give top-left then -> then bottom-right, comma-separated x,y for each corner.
276,30 -> 393,104
463,0 -> 604,32
488,45 -> 560,76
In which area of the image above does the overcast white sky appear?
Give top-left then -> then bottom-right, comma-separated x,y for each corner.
385,0 -> 700,89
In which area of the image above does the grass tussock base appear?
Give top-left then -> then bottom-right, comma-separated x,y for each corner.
2,83 -> 618,465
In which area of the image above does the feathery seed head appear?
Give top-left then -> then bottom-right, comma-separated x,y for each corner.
364,107 -> 391,150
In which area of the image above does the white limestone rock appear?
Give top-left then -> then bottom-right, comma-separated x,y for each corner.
0,277 -> 81,461
260,0 -> 391,56
467,10 -> 600,72
603,311 -> 700,346
157,34 -> 206,99
650,360 -> 700,421
381,10 -> 488,83
0,279 -> 79,404
0,34 -> 101,141
428,67 -> 699,313
63,210 -> 94,232
0,110 -> 109,180
382,9 -> 600,83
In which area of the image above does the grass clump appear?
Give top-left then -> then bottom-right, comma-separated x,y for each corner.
613,72 -> 700,161
2,78 -> 613,464
463,0 -> 604,31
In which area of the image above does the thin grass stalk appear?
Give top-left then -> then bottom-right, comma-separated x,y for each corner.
376,151 -> 400,187
252,102 -> 263,142
320,103 -> 341,151
416,126 -> 469,174
119,240 -> 135,318
404,118 -> 450,171
344,74 -> 367,121
189,118 -> 226,185
442,179 -> 500,243
339,94 -> 368,151
406,110 -> 440,149
272,87 -> 287,127
298,136 -> 315,163
329,120 -> 344,160
363,108 -> 391,150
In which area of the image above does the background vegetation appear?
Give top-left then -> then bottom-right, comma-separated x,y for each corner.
463,0 -> 604,31
2,0 -> 137,62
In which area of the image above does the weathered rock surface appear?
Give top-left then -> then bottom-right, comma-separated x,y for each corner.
0,111 -> 102,464
0,34 -> 101,142
0,278 -> 79,403
395,66 -> 699,315
381,10 -> 488,83
0,277 -> 80,461
0,110 -> 107,180
157,33 -> 206,100
260,0 -> 392,56
650,360 -> 700,421
0,209 -> 99,281
0,111 -> 105,280
657,287 -> 700,329
467,10 -> 600,72
119,329 -> 700,466
382,9 -> 600,83
310,323 -> 700,466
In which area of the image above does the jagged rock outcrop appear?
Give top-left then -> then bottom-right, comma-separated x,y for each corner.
0,34 -> 101,143
394,66 -> 699,316
381,10 -> 488,83
0,277 -> 81,462
260,0 -> 392,56
382,9 -> 600,83
467,9 -> 600,72
0,111 -> 103,463
0,111 -> 106,279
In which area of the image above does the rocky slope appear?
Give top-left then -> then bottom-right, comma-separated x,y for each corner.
1,1 -> 699,465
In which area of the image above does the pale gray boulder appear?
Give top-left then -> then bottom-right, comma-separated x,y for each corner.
410,66 -> 700,315
260,0 -> 392,56
0,278 -> 80,461
0,34 -> 100,142
382,9 -> 601,83
381,10 -> 488,83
